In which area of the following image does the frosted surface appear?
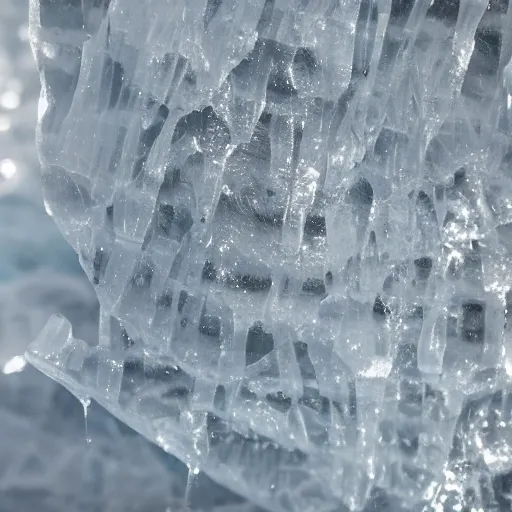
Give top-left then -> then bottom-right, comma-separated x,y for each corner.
28,0 -> 512,510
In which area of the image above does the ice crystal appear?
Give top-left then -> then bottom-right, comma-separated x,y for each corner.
27,1 -> 512,510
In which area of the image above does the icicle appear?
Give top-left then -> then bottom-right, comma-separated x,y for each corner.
184,465 -> 201,511
80,397 -> 92,445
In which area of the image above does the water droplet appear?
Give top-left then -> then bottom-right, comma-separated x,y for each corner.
17,25 -> 29,42
2,355 -> 26,374
0,115 -> 11,132
0,91 -> 20,110
0,159 -> 17,181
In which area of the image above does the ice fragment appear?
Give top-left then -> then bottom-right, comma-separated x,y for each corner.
27,0 -> 512,510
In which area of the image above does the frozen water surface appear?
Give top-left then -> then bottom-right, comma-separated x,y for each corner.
26,0 -> 512,510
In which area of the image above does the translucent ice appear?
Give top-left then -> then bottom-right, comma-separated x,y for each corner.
0,274 -> 261,512
28,0 -> 512,510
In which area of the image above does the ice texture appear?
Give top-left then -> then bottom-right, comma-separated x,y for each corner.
0,277 -> 261,512
27,0 -> 512,510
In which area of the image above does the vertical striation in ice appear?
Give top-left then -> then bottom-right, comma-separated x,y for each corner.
27,0 -> 512,510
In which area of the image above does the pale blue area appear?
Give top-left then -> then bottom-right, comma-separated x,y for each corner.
0,195 -> 83,282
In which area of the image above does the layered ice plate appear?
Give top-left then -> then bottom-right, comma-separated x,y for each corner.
27,0 -> 512,510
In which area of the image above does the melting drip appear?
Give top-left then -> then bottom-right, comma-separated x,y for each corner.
184,466 -> 200,511
80,397 -> 92,445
